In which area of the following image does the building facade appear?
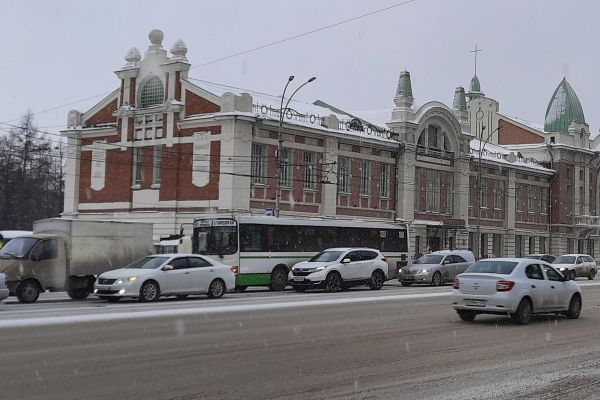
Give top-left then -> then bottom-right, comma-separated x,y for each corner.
61,30 -> 600,259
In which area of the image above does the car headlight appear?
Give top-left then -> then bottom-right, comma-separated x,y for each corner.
559,268 -> 566,271
420,269 -> 429,274
115,276 -> 137,284
313,266 -> 325,272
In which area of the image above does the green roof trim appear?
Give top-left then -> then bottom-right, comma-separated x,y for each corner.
469,75 -> 481,92
396,70 -> 413,98
544,77 -> 586,132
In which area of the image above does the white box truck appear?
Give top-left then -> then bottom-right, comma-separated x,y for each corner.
0,218 -> 153,303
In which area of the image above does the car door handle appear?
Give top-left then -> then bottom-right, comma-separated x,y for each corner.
210,269 -> 214,272
550,285 -> 555,289
531,285 -> 536,288
184,271 -> 191,274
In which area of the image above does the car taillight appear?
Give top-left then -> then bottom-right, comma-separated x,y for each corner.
382,256 -> 387,262
453,277 -> 459,289
496,280 -> 515,292
230,266 -> 239,274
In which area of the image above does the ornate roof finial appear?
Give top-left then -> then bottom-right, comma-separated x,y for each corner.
170,39 -> 188,61
544,77 -> 586,132
394,70 -> 413,108
123,47 -> 141,67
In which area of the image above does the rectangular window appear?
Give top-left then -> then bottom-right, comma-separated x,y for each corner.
446,174 -> 454,214
359,160 -> 372,195
515,235 -> 523,257
516,185 -> 523,212
279,148 -> 293,187
481,233 -> 488,258
426,169 -> 440,212
303,151 -> 316,189
567,238 -> 574,254
469,176 -> 475,207
414,167 -> 422,211
427,125 -> 439,149
338,157 -> 350,193
529,236 -> 535,254
527,187 -> 534,213
132,147 -> 142,186
539,237 -> 546,253
540,187 -> 548,214
380,163 -> 390,198
152,145 -> 162,185
566,185 -> 573,215
251,144 -> 267,184
492,234 -> 502,257
493,180 -> 503,210
579,186 -> 585,214
480,177 -> 488,208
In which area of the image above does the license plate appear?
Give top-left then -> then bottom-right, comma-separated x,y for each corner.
465,299 -> 486,307
293,277 -> 304,282
96,285 -> 109,290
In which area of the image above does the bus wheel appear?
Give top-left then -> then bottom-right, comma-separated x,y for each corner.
269,268 -> 288,291
235,285 -> 248,293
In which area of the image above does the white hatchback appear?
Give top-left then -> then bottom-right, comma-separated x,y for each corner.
452,258 -> 582,325
289,248 -> 388,292
94,254 -> 236,302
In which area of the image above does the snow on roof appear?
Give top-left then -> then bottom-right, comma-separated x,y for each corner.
499,113 -> 546,133
470,139 -> 552,172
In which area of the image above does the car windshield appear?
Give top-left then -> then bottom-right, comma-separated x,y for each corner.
466,260 -> 518,274
414,255 -> 443,265
309,250 -> 343,262
0,237 -> 38,258
124,256 -> 169,269
554,256 -> 576,264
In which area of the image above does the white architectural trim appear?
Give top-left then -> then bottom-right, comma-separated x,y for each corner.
82,89 -> 120,124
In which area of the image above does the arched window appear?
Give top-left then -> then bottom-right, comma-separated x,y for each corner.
139,76 -> 164,108
417,124 -> 452,152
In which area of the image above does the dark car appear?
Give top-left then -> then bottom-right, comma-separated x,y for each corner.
524,254 -> 556,263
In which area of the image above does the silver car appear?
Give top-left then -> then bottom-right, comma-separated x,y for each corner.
552,254 -> 597,280
400,250 -> 475,287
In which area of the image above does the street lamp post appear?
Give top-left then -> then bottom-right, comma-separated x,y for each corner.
474,123 -> 501,259
274,76 -> 316,217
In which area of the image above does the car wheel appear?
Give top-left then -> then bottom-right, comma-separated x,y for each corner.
570,270 -> 577,280
293,287 -> 306,293
431,272 -> 443,287
457,310 -> 477,322
67,287 -> 90,301
269,268 -> 288,291
401,282 -> 411,287
588,269 -> 596,280
369,270 -> 385,290
139,281 -> 160,302
324,272 -> 343,293
235,285 -> 248,292
208,279 -> 225,299
512,298 -> 533,325
565,294 -> 582,319
16,280 -> 41,304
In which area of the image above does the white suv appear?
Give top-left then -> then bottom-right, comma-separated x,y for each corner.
289,248 -> 388,292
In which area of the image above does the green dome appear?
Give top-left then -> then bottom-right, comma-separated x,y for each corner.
544,78 -> 585,132
469,75 -> 481,92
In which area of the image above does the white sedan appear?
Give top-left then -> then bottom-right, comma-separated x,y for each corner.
94,254 -> 236,302
0,273 -> 8,302
452,258 -> 582,325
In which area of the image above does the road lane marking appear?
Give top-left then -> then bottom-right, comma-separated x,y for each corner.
0,292 -> 450,329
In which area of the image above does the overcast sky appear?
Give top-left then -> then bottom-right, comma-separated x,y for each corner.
1,0 -> 599,138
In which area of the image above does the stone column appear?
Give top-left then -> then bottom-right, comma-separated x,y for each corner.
62,134 -> 81,215
396,149 -> 415,221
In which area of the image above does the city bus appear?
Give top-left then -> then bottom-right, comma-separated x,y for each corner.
192,215 -> 409,291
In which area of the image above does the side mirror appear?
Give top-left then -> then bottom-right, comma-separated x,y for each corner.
341,258 -> 351,264
31,254 -> 41,262
442,260 -> 450,265
162,264 -> 174,271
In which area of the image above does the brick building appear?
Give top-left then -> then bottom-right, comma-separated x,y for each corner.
61,30 -> 600,259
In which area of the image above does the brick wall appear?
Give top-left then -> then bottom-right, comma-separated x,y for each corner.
498,119 -> 544,145
85,98 -> 118,126
185,90 -> 220,115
